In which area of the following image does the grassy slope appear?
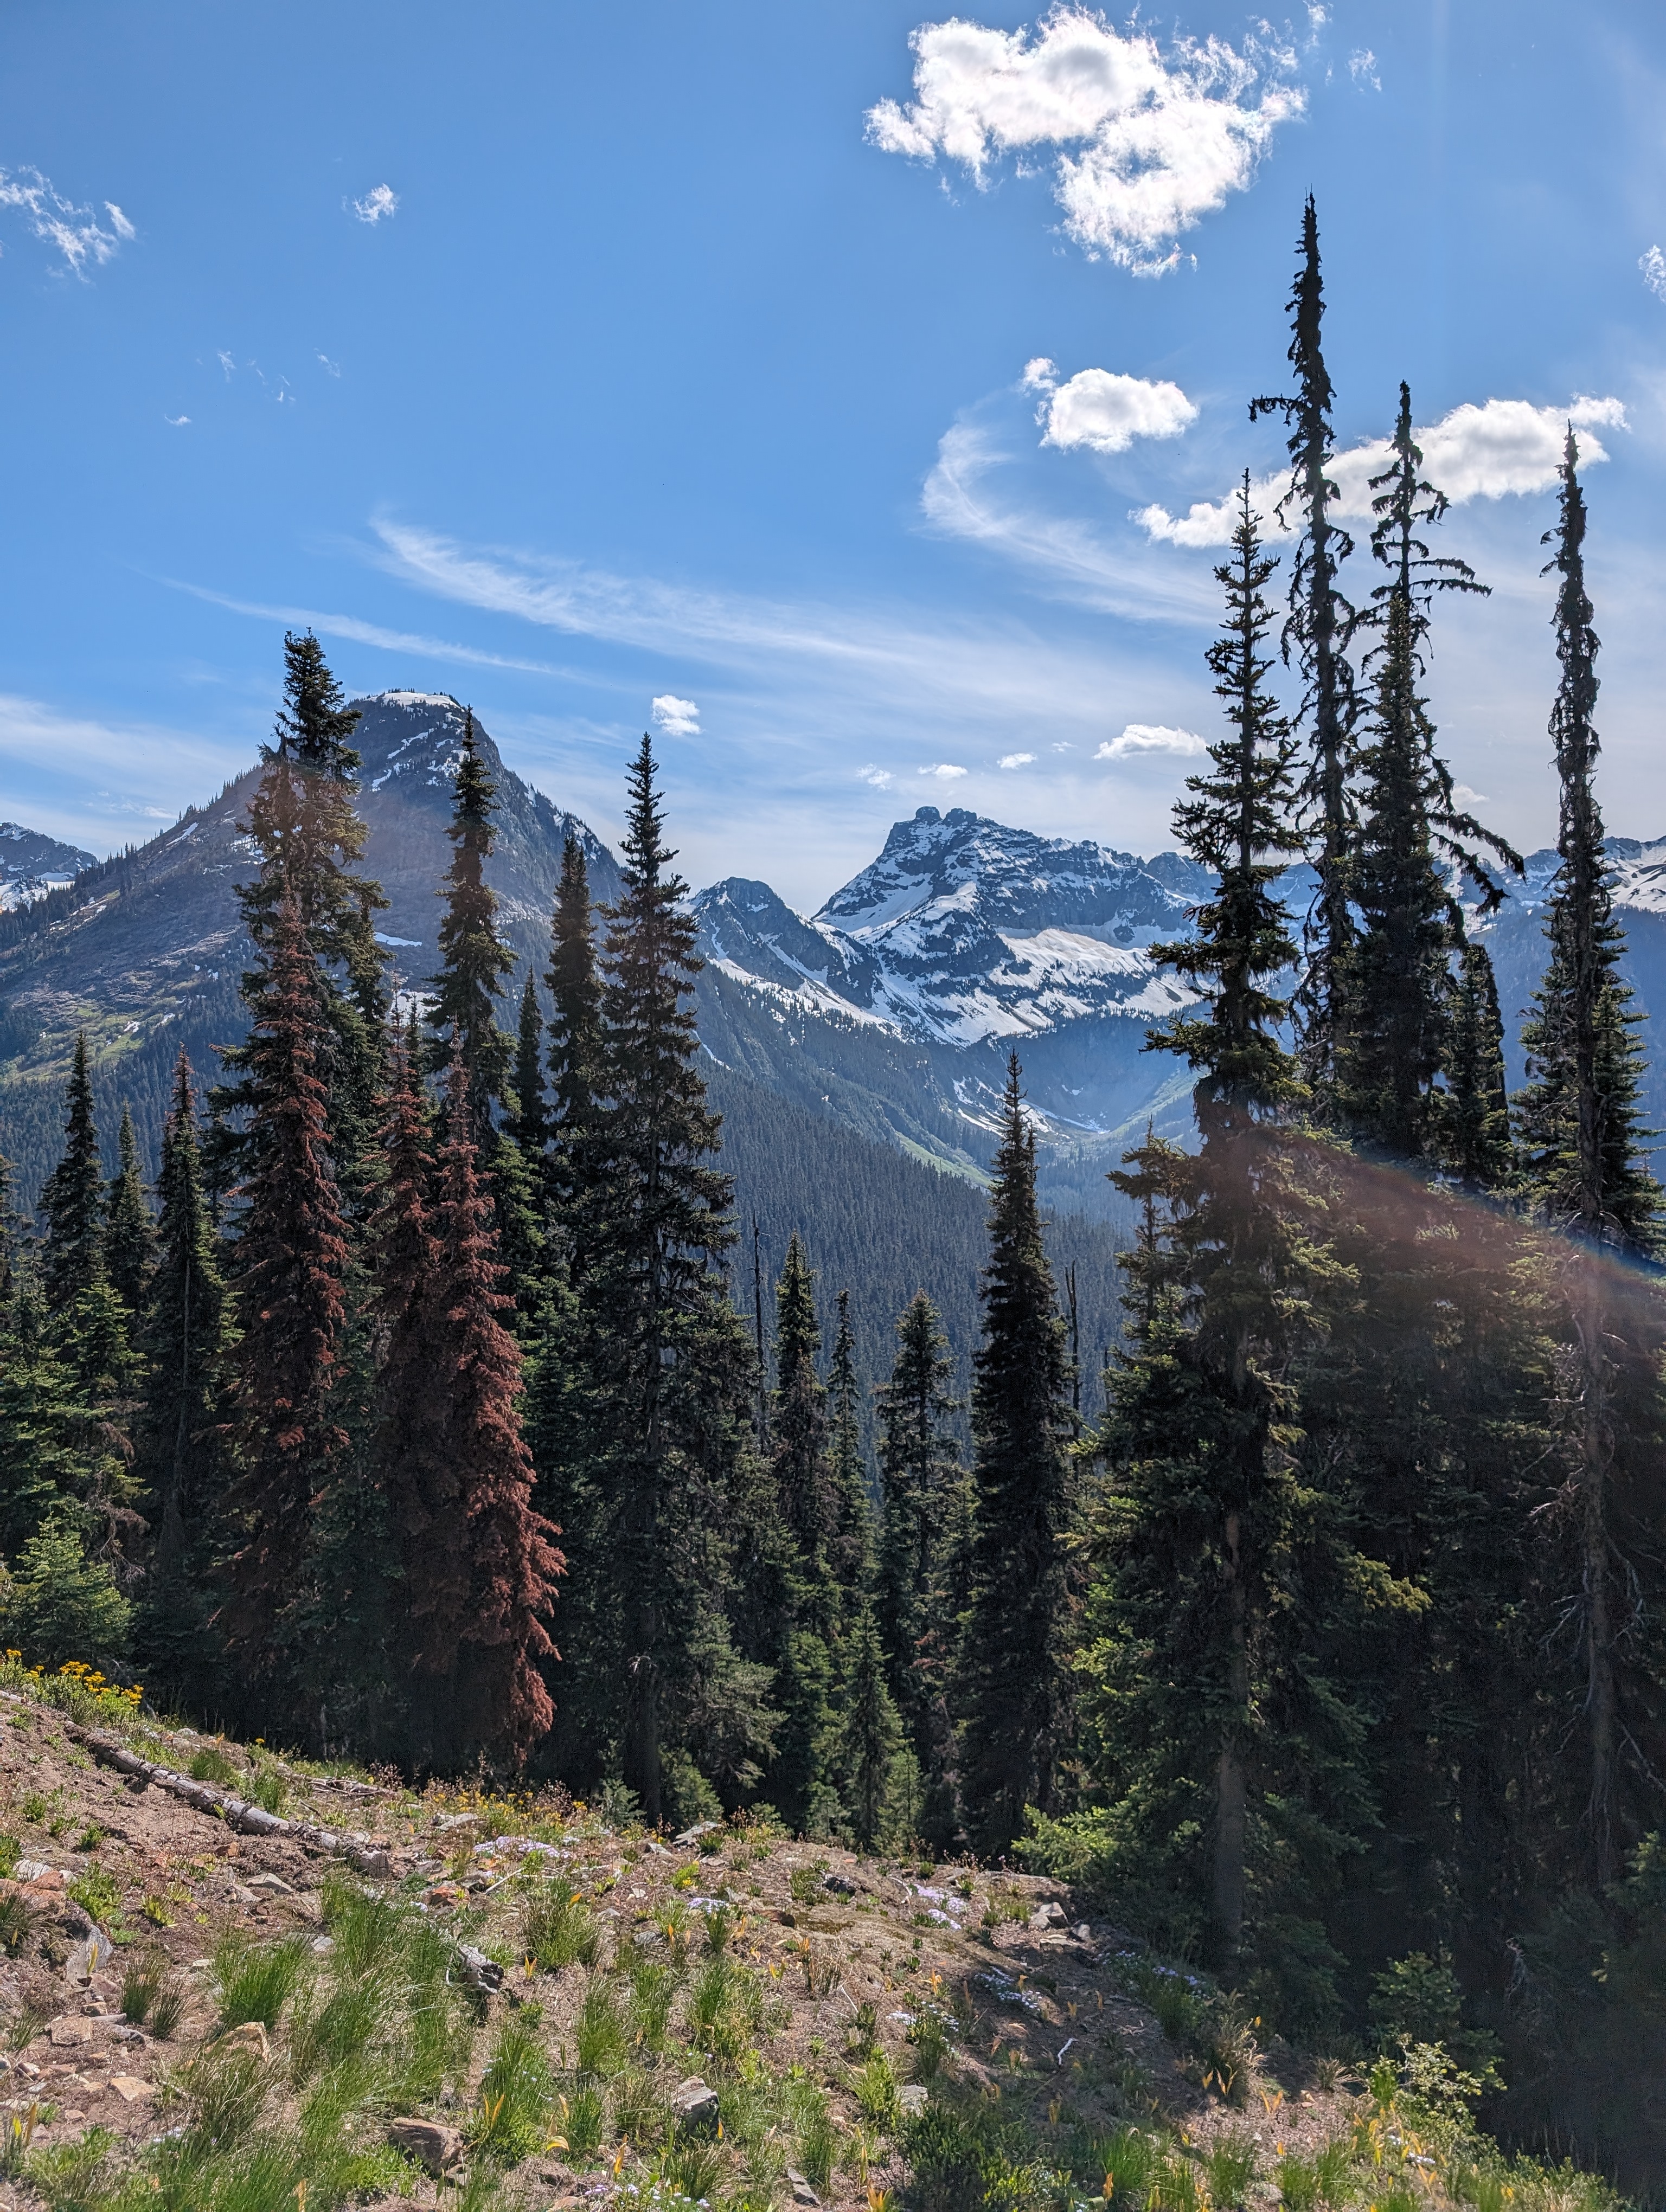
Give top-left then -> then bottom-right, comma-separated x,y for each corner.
0,1667 -> 1624,2212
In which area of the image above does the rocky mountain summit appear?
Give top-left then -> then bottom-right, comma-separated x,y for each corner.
0,822 -> 96,912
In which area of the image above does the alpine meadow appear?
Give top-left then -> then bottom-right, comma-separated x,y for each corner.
9,21 -> 1666,2204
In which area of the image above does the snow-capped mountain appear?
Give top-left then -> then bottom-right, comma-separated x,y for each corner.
0,823 -> 95,912
689,809 -> 1212,1195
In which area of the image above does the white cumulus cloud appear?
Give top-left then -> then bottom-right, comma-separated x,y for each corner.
858,764 -> 893,788
0,166 -> 133,275
1097,724 -> 1207,758
351,184 -> 400,224
998,751 -> 1035,767
651,693 -> 701,737
1040,366 -> 1197,454
1641,246 -> 1666,303
866,8 -> 1303,274
919,761 -> 969,779
1137,395 -> 1628,546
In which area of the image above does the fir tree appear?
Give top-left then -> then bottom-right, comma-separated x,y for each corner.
133,1052 -> 231,1696
1517,432 -> 1661,1252
1343,384 -> 1517,1159
1515,432 -> 1665,1887
510,970 -> 548,1159
570,737 -> 771,1821
104,1104 -> 155,1314
427,709 -> 516,1137
1437,940 -> 1515,1187
0,1266 -> 84,1554
39,1033 -> 105,1306
826,1290 -> 873,1604
213,633 -> 387,1203
957,1054 -> 1078,1855
840,1599 -> 907,1850
1250,197 -> 1358,1104
876,1290 -> 961,1818
222,891 -> 350,1700
546,833 -> 603,1212
376,1056 -> 563,1773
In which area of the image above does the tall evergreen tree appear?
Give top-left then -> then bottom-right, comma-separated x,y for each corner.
132,1052 -> 232,1699
427,709 -> 515,1137
39,1034 -> 105,1306
826,1289 -> 873,1603
875,1290 -> 961,1821
222,891 -> 350,1702
213,633 -> 387,1204
546,833 -> 603,1212
840,1599 -> 907,1851
1515,433 -> 1665,1888
104,1104 -> 155,1314
1250,197 -> 1358,1104
375,1056 -> 562,1772
572,737 -> 773,1822
1437,940 -> 1515,1188
510,970 -> 548,1159
956,1054 -> 1078,1855
1343,384 -> 1517,1159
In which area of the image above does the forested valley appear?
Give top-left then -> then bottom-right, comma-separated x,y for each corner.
5,205 -> 1666,2182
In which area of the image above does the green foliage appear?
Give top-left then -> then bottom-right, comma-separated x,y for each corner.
1,1510 -> 132,1670
188,1746 -> 238,1785
0,1893 -> 36,1956
66,1867 -> 122,1926
573,1979 -> 629,2079
470,2014 -> 555,2164
522,1882 -> 601,1970
213,1933 -> 309,2030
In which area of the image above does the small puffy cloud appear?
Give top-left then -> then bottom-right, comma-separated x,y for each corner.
164,414 -> 190,428
1137,394 -> 1628,546
1642,246 -> 1666,303
1097,724 -> 1207,759
1452,784 -> 1490,808
867,8 -> 1303,274
0,165 -> 133,276
858,764 -> 893,788
1022,356 -> 1058,392
998,751 -> 1035,768
351,184 -> 399,224
919,761 -> 969,779
1348,48 -> 1381,90
651,693 -> 700,737
1041,368 -> 1197,454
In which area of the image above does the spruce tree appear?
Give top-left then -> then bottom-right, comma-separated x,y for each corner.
1250,197 -> 1358,1104
104,1104 -> 155,1314
0,1266 -> 85,1554
39,1033 -> 105,1306
876,1290 -> 961,1822
1343,384 -> 1517,1159
826,1290 -> 873,1604
1515,432 -> 1665,1886
956,1054 -> 1078,1855
840,1599 -> 907,1850
376,1056 -> 562,1773
136,1048 -> 229,1592
222,891 -> 350,1700
427,709 -> 515,1137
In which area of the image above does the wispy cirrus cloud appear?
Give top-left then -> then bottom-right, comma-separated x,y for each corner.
0,693 -> 233,851
0,166 -> 133,275
867,8 -> 1303,274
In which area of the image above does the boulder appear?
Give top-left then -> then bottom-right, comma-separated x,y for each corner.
107,2075 -> 153,2104
387,2116 -> 466,2176
897,2084 -> 930,2117
453,1943 -> 504,1995
47,2017 -> 93,2048
786,2170 -> 821,2206
669,2075 -> 720,2124
1027,1901 -> 1067,1931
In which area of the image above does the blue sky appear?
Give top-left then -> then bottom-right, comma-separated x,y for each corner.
3,0 -> 1666,910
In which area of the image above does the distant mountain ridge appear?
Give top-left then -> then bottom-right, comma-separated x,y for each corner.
5,702 -> 1666,1228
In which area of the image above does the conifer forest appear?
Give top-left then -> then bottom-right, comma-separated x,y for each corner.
8,207 -> 1666,2172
